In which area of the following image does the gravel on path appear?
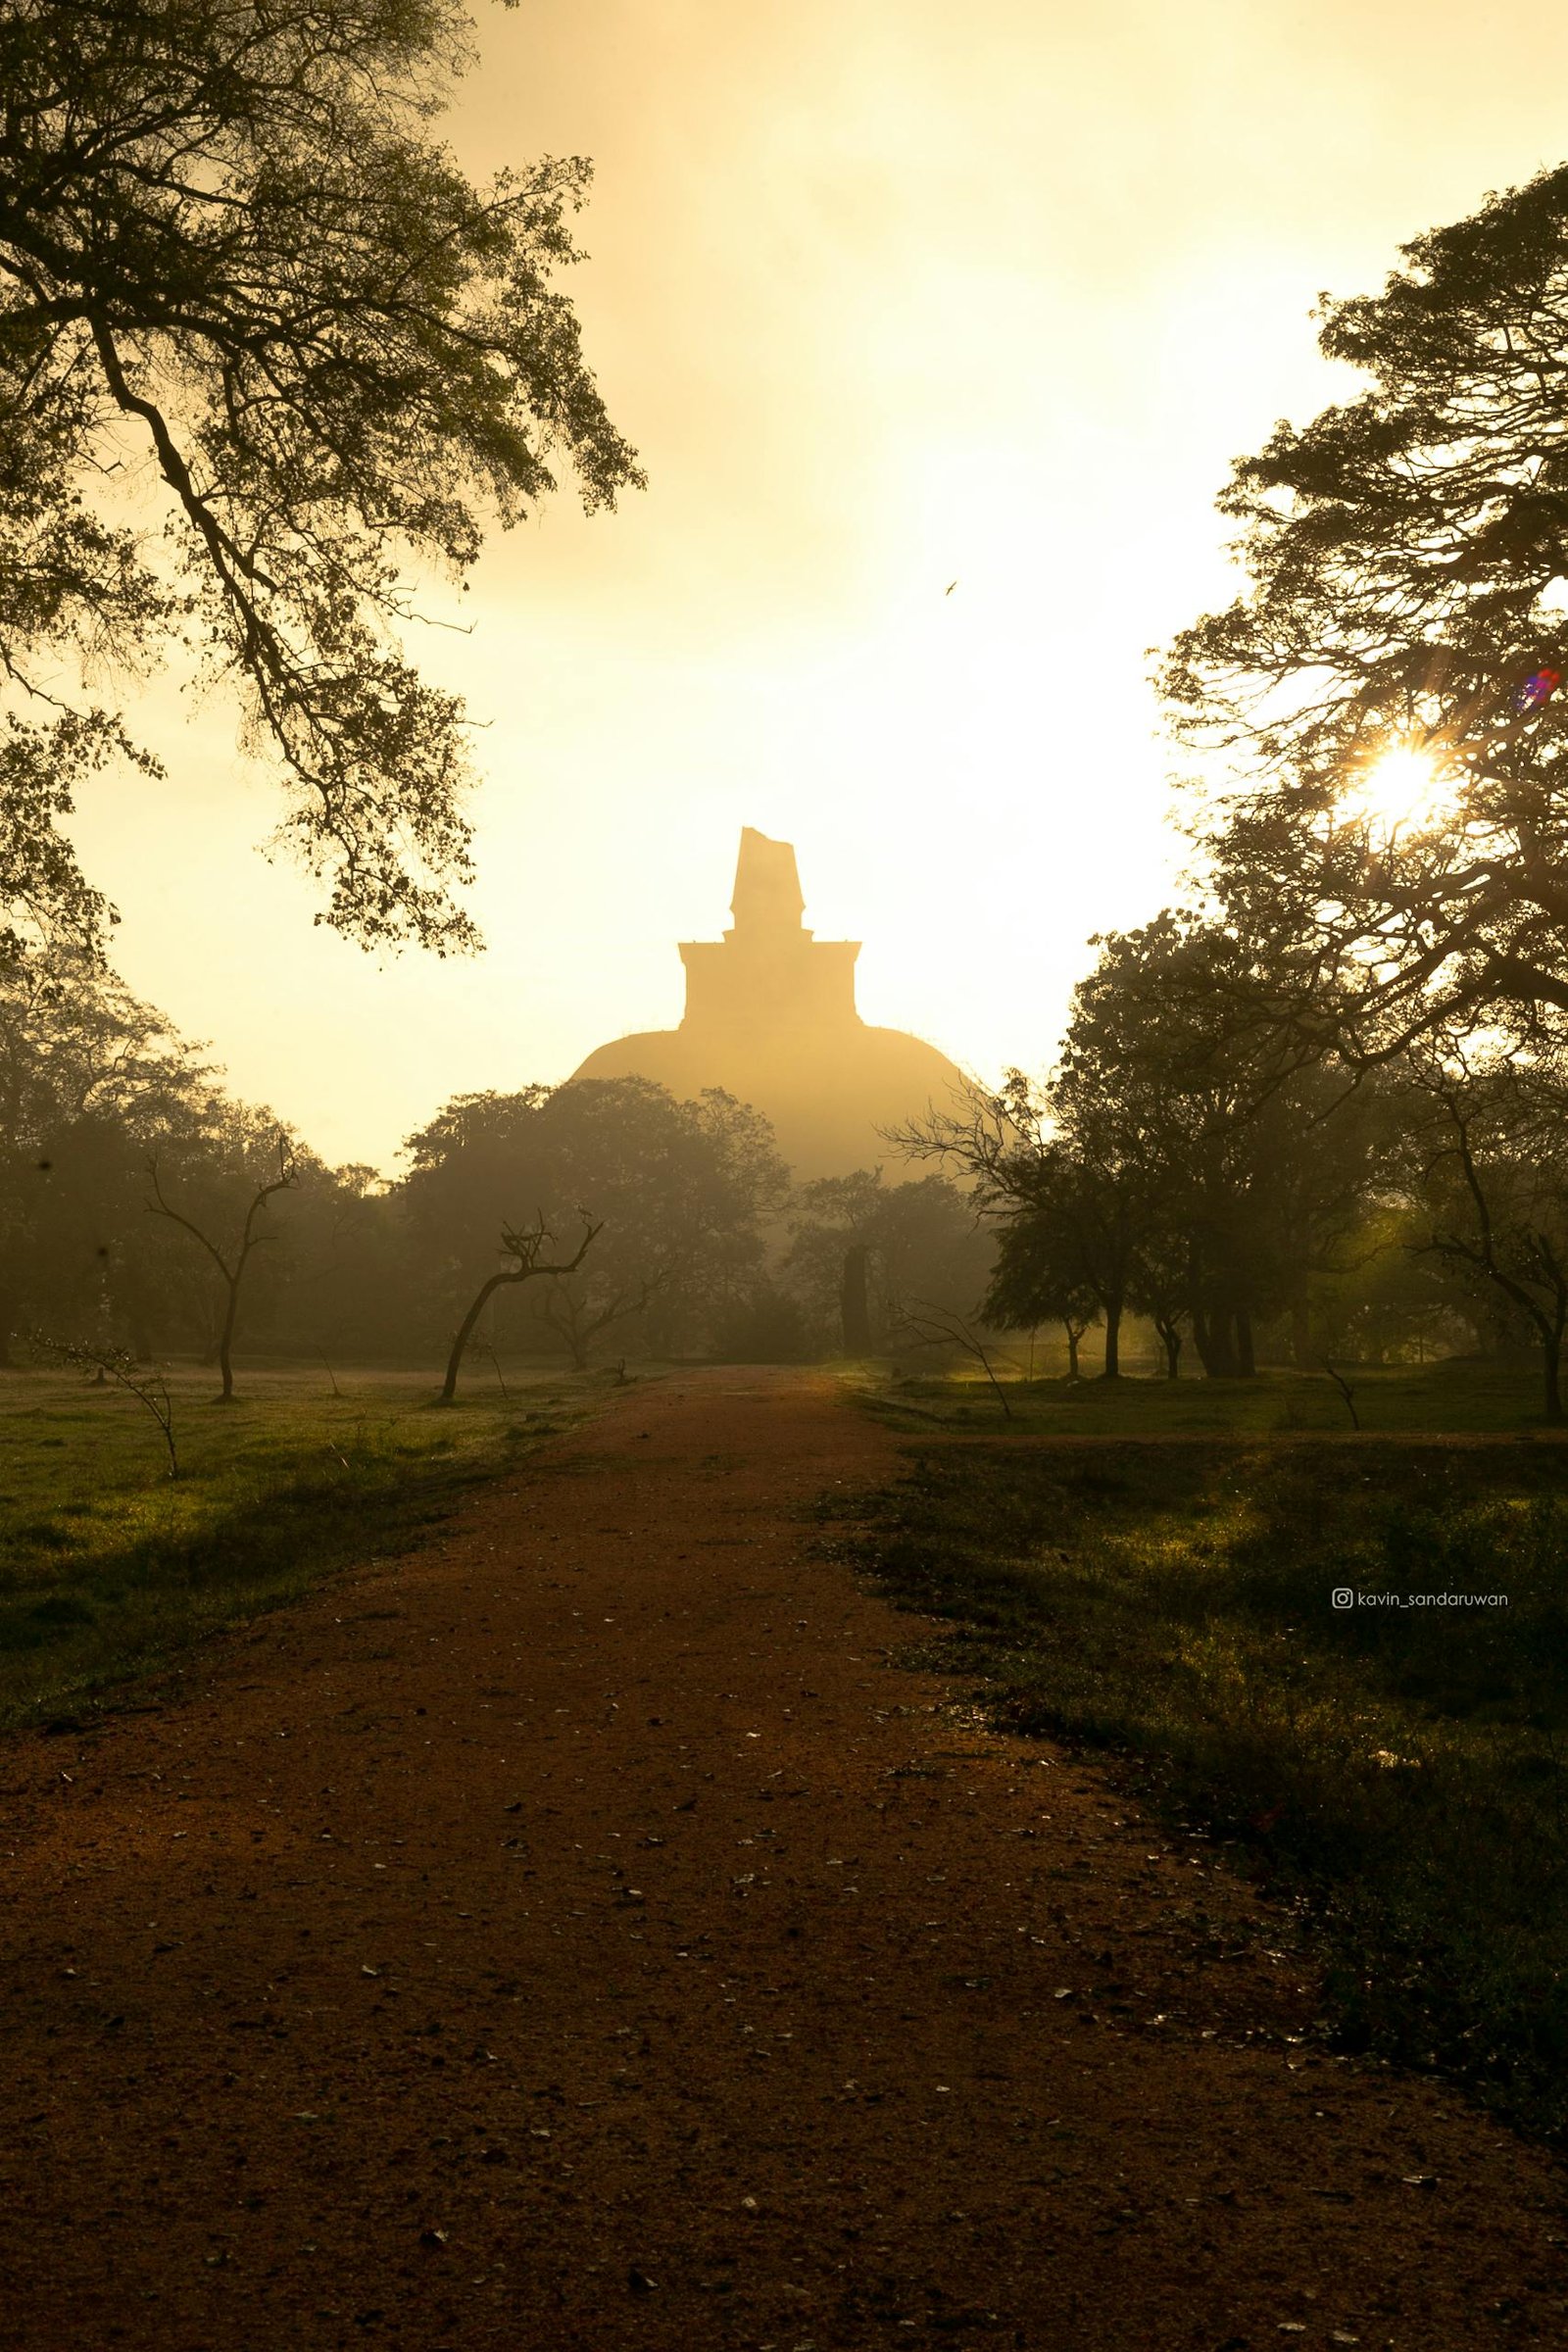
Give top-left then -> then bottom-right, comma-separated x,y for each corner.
1,1367 -> 1564,2351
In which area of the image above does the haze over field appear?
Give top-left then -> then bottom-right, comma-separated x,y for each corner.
61,0 -> 1568,1170
14,24 -> 1568,2330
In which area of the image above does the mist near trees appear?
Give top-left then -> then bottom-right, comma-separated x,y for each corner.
10,140 -> 1568,1409
867,159 -> 1568,1419
0,955 -> 999,1381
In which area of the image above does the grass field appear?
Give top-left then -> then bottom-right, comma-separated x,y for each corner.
829,1424 -> 1568,2142
0,1360 -> 610,1731
862,1353 -> 1562,1436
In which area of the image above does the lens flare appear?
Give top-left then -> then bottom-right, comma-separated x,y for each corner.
1513,665 -> 1561,712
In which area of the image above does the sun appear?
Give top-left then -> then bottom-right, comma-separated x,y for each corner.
1343,743 -> 1457,836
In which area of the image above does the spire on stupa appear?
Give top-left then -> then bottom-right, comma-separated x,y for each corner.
678,827 -> 857,1032
726,827 -> 807,940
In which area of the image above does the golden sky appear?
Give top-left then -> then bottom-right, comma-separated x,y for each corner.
68,0 -> 1568,1171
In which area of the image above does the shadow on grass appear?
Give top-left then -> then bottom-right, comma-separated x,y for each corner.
866,1354 -> 1568,1437
0,1366 -> 602,1727
823,1437 -> 1568,2143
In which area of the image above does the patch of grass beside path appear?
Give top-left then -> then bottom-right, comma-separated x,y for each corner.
825,1436 -> 1568,2142
861,1355 -> 1557,1435
0,1362 -> 612,1730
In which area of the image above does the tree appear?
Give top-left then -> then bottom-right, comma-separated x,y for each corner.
1053,918 -> 1399,1377
890,1297 -> 1013,1417
0,949 -> 221,1359
902,916 -> 1394,1382
440,1212 -> 598,1402
401,1079 -> 789,1366
1402,1043 -> 1568,1421
783,1170 -> 994,1358
0,0 -> 643,965
536,1257 -> 667,1373
900,1047 -> 1160,1382
1058,920 -> 1294,1378
29,1333 -> 179,1475
982,1138 -> 1139,1376
148,1132 -> 298,1399
1160,161 -> 1568,1062
273,1161 -> 416,1365
1304,1200 -> 1479,1366
1124,1212 -> 1190,1379
981,1212 -> 1100,1379
894,1081 -> 1116,1361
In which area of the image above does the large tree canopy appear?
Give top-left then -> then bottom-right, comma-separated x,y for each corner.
1160,162 -> 1568,1057
401,1077 -> 790,1363
0,0 -> 643,963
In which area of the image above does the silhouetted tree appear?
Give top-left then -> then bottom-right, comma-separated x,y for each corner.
538,1262 -> 667,1373
982,1216 -> 1101,1379
1161,162 -> 1568,1062
148,1134 -> 298,1399
1125,1214 -> 1190,1378
984,1140 -> 1139,1377
903,917 -> 1396,1381
0,0 -> 643,963
1402,1043 -> 1568,1421
784,1170 -> 996,1358
891,1297 -> 1012,1418
1055,921 -> 1278,1378
1055,918 -> 1397,1376
29,1333 -> 179,1474
441,1214 -> 600,1402
0,952 -> 223,1359
900,1069 -> 1155,1380
402,1079 -> 789,1365
840,1245 -> 874,1357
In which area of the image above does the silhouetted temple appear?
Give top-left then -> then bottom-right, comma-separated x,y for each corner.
569,829 -> 969,1177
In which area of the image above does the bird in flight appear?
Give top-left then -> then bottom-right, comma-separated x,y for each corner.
944,580 -> 958,596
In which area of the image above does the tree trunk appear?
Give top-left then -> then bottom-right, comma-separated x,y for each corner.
442,1270 -> 512,1403
1235,1308 -> 1256,1378
539,1283 -> 591,1370
840,1245 -> 873,1356
1156,1317 -> 1182,1378
215,1279 -> 239,1401
1544,1325 -> 1565,1424
1192,1299 -> 1237,1378
558,1304 -> 590,1372
1101,1295 -> 1122,1379
1190,1303 -> 1213,1373
1064,1322 -> 1080,1382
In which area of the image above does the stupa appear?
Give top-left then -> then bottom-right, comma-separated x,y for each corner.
568,829 -> 970,1178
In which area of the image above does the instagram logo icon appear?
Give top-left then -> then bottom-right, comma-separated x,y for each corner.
1332,1587 -> 1353,1610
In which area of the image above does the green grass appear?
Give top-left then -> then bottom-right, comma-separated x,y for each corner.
862,1354 -> 1560,1435
826,1433 -> 1568,2141
0,1360 -> 611,1729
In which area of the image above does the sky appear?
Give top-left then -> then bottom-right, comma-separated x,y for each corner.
66,0 -> 1568,1173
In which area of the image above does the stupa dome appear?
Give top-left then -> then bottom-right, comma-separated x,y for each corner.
568,828 -> 971,1178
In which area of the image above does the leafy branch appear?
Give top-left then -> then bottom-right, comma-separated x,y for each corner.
28,1333 -> 178,1476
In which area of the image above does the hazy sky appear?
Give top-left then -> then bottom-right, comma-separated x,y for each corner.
68,0 -> 1568,1171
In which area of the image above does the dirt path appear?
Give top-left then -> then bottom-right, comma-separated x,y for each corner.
2,1369 -> 1564,2352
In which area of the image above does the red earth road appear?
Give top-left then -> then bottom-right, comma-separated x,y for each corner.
1,1367 -> 1564,2350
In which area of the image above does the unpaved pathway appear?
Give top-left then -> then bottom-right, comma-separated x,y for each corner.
1,1369 -> 1564,2351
